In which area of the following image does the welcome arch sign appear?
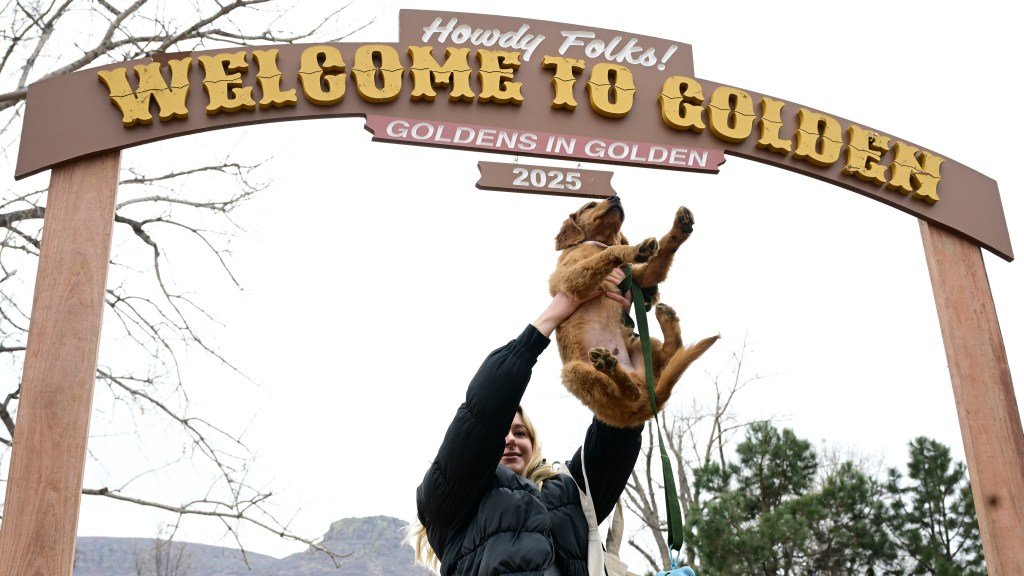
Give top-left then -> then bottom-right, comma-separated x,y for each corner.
2,10 -> 1020,575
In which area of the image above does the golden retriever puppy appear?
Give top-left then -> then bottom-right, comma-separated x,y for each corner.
549,196 -> 718,428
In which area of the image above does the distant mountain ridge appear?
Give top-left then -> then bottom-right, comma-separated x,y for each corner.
74,515 -> 434,576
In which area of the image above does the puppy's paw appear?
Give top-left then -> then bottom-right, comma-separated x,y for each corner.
635,237 -> 659,263
675,206 -> 694,234
655,303 -> 677,320
589,347 -> 618,372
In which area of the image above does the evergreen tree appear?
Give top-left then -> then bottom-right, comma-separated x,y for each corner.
885,437 -> 986,575
808,461 -> 898,575
681,427 -> 985,575
687,422 -> 819,575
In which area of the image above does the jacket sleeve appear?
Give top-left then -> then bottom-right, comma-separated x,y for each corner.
567,418 -> 643,524
416,325 -> 550,532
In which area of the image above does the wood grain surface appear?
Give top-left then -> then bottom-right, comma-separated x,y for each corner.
920,221 -> 1024,575
0,152 -> 120,576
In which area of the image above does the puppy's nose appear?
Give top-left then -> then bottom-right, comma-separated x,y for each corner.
608,195 -> 621,204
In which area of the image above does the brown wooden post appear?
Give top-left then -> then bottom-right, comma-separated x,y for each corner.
0,152 -> 120,576
920,221 -> 1024,575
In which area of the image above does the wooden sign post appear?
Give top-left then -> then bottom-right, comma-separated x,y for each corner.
0,152 -> 121,575
920,223 -> 1024,574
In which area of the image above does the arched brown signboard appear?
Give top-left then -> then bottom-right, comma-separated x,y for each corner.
1,9 -> 1021,575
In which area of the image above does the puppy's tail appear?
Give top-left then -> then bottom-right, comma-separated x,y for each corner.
654,334 -> 720,408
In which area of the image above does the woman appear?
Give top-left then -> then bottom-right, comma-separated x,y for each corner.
414,285 -> 643,576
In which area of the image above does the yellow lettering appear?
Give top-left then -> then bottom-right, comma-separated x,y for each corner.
888,142 -> 944,204
352,44 -> 403,103
298,46 -> 346,106
586,63 -> 635,118
756,97 -> 792,154
97,59 -> 192,127
707,86 -> 754,143
407,46 -> 474,102
477,50 -> 523,105
843,125 -> 890,185
659,76 -> 705,133
251,49 -> 297,109
541,56 -> 584,110
198,51 -> 255,115
793,108 -> 842,167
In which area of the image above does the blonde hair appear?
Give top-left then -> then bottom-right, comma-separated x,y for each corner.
410,406 -> 560,571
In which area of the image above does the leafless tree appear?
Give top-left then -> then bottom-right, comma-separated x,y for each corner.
621,339 -> 769,573
135,529 -> 192,576
815,440 -> 885,484
0,0 -> 374,564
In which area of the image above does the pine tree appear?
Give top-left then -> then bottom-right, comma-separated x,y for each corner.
885,437 -> 986,575
687,422 -> 819,575
808,461 -> 898,575
683,429 -> 985,575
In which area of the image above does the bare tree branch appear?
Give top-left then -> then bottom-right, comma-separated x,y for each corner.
16,0 -> 76,90
627,537 -> 660,574
625,339 -> 771,569
1,384 -> 18,441
0,0 -> 366,113
0,0 -> 369,562
83,485 -> 353,567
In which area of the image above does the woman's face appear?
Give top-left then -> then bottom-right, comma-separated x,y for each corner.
501,412 -> 534,476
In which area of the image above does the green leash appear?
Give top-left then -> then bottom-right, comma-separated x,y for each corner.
619,266 -> 685,556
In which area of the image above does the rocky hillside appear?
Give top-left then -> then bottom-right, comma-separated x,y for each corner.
74,516 -> 434,576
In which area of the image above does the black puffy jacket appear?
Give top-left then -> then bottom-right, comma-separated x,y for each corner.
416,325 -> 643,576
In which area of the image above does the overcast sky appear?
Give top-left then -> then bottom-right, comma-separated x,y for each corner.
39,0 -> 1023,567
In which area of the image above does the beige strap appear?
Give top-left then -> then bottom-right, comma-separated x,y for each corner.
578,450 -> 606,576
557,452 -> 630,576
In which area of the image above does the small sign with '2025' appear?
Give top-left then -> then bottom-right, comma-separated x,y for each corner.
512,166 -> 582,191
476,162 -> 615,198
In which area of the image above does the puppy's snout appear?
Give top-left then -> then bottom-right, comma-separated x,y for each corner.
608,195 -> 621,205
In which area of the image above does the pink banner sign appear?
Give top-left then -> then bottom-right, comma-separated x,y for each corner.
364,115 -> 726,173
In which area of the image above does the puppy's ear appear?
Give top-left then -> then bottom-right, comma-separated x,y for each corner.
555,215 -> 585,250
618,233 -> 629,245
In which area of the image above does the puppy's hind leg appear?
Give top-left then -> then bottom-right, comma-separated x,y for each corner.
653,303 -> 683,367
588,347 -> 643,402
652,335 -> 719,410
631,304 -> 682,379
563,361 -> 627,415
564,356 -> 646,428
